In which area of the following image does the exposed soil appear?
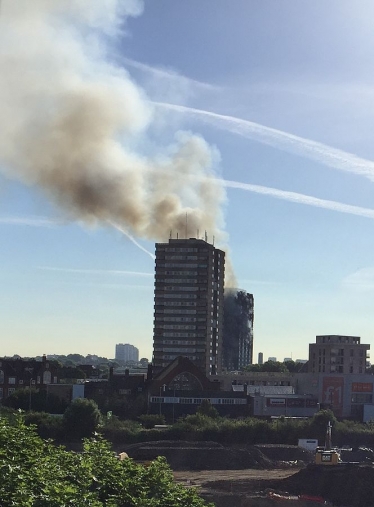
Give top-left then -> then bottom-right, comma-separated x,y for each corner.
120,441 -> 374,507
175,466 -> 374,507
122,440 -> 310,470
278,465 -> 374,507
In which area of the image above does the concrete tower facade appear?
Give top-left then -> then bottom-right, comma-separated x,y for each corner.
152,238 -> 225,376
115,343 -> 139,363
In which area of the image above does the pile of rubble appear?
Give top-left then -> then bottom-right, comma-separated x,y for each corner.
254,444 -> 314,467
279,465 -> 374,507
123,440 -> 274,470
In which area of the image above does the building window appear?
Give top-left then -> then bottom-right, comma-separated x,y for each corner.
8,377 -> 16,385
43,371 -> 52,384
0,370 -> 4,384
118,389 -> 131,395
352,393 -> 372,403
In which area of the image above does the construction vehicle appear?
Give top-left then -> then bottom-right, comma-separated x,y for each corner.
314,421 -> 341,465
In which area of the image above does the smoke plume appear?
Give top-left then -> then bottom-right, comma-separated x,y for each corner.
0,0 -> 229,258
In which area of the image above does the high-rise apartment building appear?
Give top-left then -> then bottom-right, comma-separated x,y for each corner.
222,289 -> 254,370
115,343 -> 139,363
153,238 -> 225,376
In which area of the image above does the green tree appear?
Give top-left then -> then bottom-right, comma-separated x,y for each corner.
24,411 -> 64,440
244,363 -> 262,372
310,409 -> 337,445
0,416 -> 212,507
197,399 -> 219,419
58,366 -> 86,381
63,398 -> 102,439
284,360 -> 307,373
245,360 -> 289,373
66,353 -> 85,364
3,388 -> 67,413
138,414 -> 166,429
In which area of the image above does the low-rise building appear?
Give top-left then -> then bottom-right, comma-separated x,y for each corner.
217,368 -> 374,420
308,335 -> 370,375
0,355 -> 59,401
148,356 -> 249,420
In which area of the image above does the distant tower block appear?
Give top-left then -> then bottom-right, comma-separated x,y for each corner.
115,343 -> 139,363
258,352 -> 263,365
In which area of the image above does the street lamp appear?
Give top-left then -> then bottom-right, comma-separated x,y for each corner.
159,384 -> 166,416
172,383 -> 176,424
25,368 -> 33,411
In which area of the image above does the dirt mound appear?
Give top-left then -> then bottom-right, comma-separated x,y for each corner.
276,465 -> 374,507
340,447 -> 374,463
197,466 -> 374,506
123,440 -> 223,451
254,444 -> 314,464
123,441 -> 273,470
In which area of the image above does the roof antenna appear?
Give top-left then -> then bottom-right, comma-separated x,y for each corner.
213,235 -> 215,246
197,229 -> 199,240
185,212 -> 188,239
205,231 -> 207,242
169,230 -> 172,239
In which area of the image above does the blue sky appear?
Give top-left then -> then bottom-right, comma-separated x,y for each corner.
2,0 -> 374,363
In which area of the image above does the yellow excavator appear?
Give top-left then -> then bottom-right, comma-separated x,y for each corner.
315,421 -> 341,465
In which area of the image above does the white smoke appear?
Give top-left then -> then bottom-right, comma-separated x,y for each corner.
0,0 -> 228,250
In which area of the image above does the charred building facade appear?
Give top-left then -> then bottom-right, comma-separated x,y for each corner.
152,238 -> 225,376
223,289 -> 254,370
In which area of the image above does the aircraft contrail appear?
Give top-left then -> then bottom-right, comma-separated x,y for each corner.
108,221 -> 155,260
38,267 -> 153,277
223,180 -> 374,220
155,102 -> 374,181
121,57 -> 219,92
0,216 -> 58,227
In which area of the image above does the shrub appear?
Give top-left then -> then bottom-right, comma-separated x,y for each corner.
139,414 -> 166,429
63,398 -> 102,440
101,416 -> 142,443
0,416 -> 212,506
24,411 -> 64,440
197,400 -> 219,419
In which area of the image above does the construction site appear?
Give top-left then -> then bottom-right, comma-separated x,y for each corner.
121,439 -> 374,507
